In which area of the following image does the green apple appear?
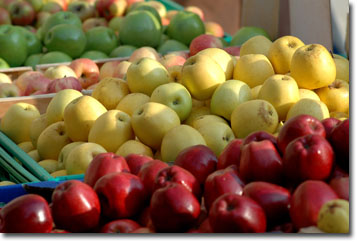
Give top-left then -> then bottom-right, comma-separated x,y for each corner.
39,51 -> 72,64
42,11 -> 82,39
85,26 -> 118,55
157,39 -> 188,55
0,57 -> 9,69
24,53 -> 43,69
210,79 -> 252,120
127,3 -> 162,24
159,34 -> 169,46
81,50 -> 109,60
0,25 -> 27,67
13,26 -> 42,56
150,82 -> 192,122
109,45 -> 137,58
108,16 -> 123,34
27,0 -> 43,12
44,24 -> 87,58
230,26 -> 271,46
119,10 -> 161,48
166,10 -> 205,46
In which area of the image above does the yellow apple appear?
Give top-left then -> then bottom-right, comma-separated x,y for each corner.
131,102 -> 180,150
38,159 -> 59,174
46,89 -> 83,125
181,54 -> 225,100
333,54 -> 349,83
0,73 -> 12,83
0,103 -> 40,144
192,114 -> 228,130
258,74 -> 300,120
286,98 -> 330,121
127,57 -> 170,96
64,95 -> 107,141
0,181 -> 16,186
58,141 -> 85,170
27,149 -> 40,162
50,169 -> 67,178
115,140 -> 154,158
150,82 -> 192,122
196,122 -> 235,157
290,44 -> 336,89
129,47 -> 160,62
316,79 -> 349,113
44,65 -> 77,80
231,100 -> 279,138
210,79 -> 252,120
116,93 -> 150,116
30,114 -> 48,148
197,48 -> 234,79
65,142 -> 107,175
92,77 -> 129,110
268,35 -> 305,74
191,98 -> 206,108
330,112 -> 349,120
37,121 -> 72,160
161,125 -> 207,162
99,61 -> 120,80
251,85 -> 262,100
113,61 -> 132,79
299,89 -> 321,101
88,110 -> 134,152
184,106 -> 211,126
233,54 -> 275,88
17,141 -> 34,153
167,65 -> 182,83
240,35 -> 273,58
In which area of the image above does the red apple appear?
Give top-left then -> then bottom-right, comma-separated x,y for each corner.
137,206 -> 151,227
0,7 -> 11,25
209,193 -> 266,233
100,219 -> 141,233
243,181 -> 291,227
14,71 -> 51,96
84,152 -> 130,187
330,165 -> 349,179
160,54 -> 186,69
330,119 -> 349,170
283,134 -> 334,184
0,194 -> 53,233
329,176 -> 349,201
99,60 -> 121,79
150,183 -> 201,232
125,154 -> 153,175
277,114 -> 326,154
46,76 -> 83,93
41,2 -> 63,14
154,165 -> 201,199
8,0 -> 35,25
69,58 -> 100,89
137,160 -> 169,196
321,117 -> 341,140
174,144 -> 218,185
242,131 -> 278,149
51,180 -> 101,232
217,138 -> 243,170
224,46 -> 240,56
204,165 -> 245,211
96,0 -> 127,21
189,34 -> 223,56
204,21 -> 224,37
289,180 -> 338,229
198,218 -> 212,233
240,140 -> 284,184
94,172 -> 147,219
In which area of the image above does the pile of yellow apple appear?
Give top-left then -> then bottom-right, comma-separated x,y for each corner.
0,34 -> 349,178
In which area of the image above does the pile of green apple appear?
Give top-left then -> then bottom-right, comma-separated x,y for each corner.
0,0 -> 227,68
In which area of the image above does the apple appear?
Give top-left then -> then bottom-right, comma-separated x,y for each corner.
85,26 -> 118,55
333,54 -> 349,83
41,2 -> 63,14
289,180 -> 339,229
116,92 -> 150,116
329,176 -> 349,201
29,114 -> 48,148
160,54 -> 186,69
128,46 -> 160,62
39,51 -> 72,64
88,110 -> 134,152
113,60 -> 132,79
110,45 -> 137,58
67,1 -> 95,21
242,131 -> 278,149
96,0 -> 127,21
127,57 -> 170,96
204,165 -> 245,211
217,139 -> 243,170
64,95 -> 107,141
283,134 -> 334,184
230,26 -> 271,47
108,16 -> 122,34
38,159 -> 59,174
189,34 -> 223,56
0,194 -> 53,233
47,76 -> 83,93
167,65 -> 182,83
224,46 -> 240,56
316,79 -> 349,113
330,119 -> 349,170
27,0 -> 42,12
210,79 -> 251,120
317,199 -> 349,233
204,21 -> 224,36
0,73 -> 11,83
209,193 -> 266,233
286,98 -> 330,121
84,152 -> 130,187
94,172 -> 147,219
137,159 -> 169,196
125,153 -> 153,175
192,114 -> 228,130
82,17 -> 108,32
0,57 -> 10,69
100,219 -> 141,233
116,139 -> 153,158
99,60 -> 121,79
321,118 -> 341,140
239,35 -> 272,58
0,102 -> 40,144
298,88 -> 321,101
44,65 -> 76,80
14,26 -> 42,56
0,24 -> 28,67
57,141 -> 85,170
51,180 -> 101,232
68,58 -> 99,89
154,165 -> 201,199
291,44 -> 336,89
42,11 -> 82,39
8,0 -> 35,25
0,7 -> 11,24
0,83 -> 20,98
157,39 -> 189,55
150,183 -> 201,232
181,54 -> 225,100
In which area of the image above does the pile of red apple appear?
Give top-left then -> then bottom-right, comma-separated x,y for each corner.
0,114 -> 349,233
